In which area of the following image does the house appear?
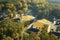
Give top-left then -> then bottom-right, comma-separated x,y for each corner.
27,19 -> 57,33
55,19 -> 60,31
50,31 -> 60,38
21,15 -> 35,27
21,15 -> 35,21
14,18 -> 20,22
55,19 -> 60,25
11,13 -> 35,26
11,13 -> 35,21
49,19 -> 60,38
27,28 -> 39,33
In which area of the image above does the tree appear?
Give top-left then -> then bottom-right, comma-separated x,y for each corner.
29,0 -> 49,19
23,32 -> 29,40
50,6 -> 60,19
29,32 -> 40,40
18,10 -> 24,17
0,3 -> 4,12
3,36 -> 14,40
18,2 -> 22,9
6,3 -> 14,9
12,11 -> 17,18
23,8 -> 28,13
23,3 -> 28,8
0,17 -> 24,40
50,34 -> 58,40
39,27 -> 58,40
6,9 -> 12,16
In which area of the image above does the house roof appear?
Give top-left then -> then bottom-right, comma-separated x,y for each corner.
27,28 -> 39,33
11,13 -> 35,21
33,19 -> 51,28
22,15 -> 35,21
50,31 -> 60,37
34,22 -> 45,28
37,19 -> 52,24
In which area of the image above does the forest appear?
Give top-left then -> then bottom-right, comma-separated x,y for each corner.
0,0 -> 60,40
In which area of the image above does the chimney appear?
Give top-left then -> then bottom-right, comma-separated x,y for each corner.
53,17 -> 56,25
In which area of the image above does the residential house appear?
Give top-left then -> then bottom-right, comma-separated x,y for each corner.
55,19 -> 60,31
49,19 -> 60,38
21,15 -> 35,27
11,13 -> 35,26
27,19 -> 57,33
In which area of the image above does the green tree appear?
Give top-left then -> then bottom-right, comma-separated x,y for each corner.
40,28 -> 58,40
6,9 -> 12,16
3,36 -> 14,40
50,34 -> 58,40
29,32 -> 40,40
6,3 -> 14,9
18,2 -> 22,9
0,17 -> 24,40
18,10 -> 24,17
0,3 -> 4,12
23,8 -> 28,13
23,32 -> 29,40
